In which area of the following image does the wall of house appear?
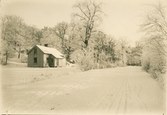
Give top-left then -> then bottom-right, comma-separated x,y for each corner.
44,54 -> 57,67
43,54 -> 66,67
28,47 -> 44,67
54,58 -> 58,67
43,54 -> 49,67
58,58 -> 66,67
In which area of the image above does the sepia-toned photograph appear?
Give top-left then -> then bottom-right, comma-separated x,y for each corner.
0,0 -> 166,114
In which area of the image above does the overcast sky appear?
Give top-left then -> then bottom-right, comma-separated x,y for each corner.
2,0 -> 167,46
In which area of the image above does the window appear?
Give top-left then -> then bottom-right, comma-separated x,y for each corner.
34,48 -> 37,54
34,58 -> 37,64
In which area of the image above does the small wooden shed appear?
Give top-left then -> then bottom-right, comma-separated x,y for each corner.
27,45 -> 66,67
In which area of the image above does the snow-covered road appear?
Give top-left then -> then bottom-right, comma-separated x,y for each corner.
1,66 -> 166,114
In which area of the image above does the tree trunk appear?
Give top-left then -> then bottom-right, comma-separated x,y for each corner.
122,53 -> 124,65
61,38 -> 65,53
18,52 -> 20,58
122,47 -> 124,65
84,27 -> 91,47
5,51 -> 8,65
18,48 -> 21,59
84,40 -> 88,47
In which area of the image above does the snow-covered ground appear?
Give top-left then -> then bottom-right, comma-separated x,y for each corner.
1,66 -> 166,115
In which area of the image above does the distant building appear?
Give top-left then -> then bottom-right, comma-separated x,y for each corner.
27,44 -> 66,67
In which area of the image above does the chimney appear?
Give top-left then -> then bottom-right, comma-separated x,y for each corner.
44,44 -> 48,47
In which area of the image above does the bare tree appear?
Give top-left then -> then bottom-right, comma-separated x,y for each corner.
2,15 -> 26,58
73,0 -> 105,47
140,2 -> 167,56
0,40 -> 15,65
140,2 -> 167,76
140,2 -> 167,37
53,22 -> 68,50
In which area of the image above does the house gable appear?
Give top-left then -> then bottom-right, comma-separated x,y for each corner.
27,46 -> 44,67
27,45 -> 46,55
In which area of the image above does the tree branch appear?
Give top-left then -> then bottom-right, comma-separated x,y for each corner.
77,3 -> 89,19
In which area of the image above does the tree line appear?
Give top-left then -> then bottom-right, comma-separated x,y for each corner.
1,0 -> 166,78
1,0 -> 142,70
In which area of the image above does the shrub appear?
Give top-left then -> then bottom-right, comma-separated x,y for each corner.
115,61 -> 124,67
71,47 -> 120,71
71,48 -> 95,71
0,56 -> 7,65
21,55 -> 27,63
142,46 -> 166,79
142,58 -> 150,72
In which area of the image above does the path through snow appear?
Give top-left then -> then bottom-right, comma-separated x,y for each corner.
1,66 -> 166,114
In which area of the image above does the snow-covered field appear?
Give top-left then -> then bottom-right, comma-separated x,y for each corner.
1,65 -> 166,115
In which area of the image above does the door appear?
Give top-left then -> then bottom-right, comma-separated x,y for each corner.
47,55 -> 54,67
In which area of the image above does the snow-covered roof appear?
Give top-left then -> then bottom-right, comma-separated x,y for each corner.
28,45 -> 64,58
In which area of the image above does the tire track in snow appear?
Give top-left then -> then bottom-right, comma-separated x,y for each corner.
108,77 -> 126,113
115,81 -> 125,114
124,77 -> 128,114
115,77 -> 129,114
84,77 -> 119,112
137,82 -> 149,112
128,81 -> 149,113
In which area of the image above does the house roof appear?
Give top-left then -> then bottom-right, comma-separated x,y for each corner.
28,45 -> 64,58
